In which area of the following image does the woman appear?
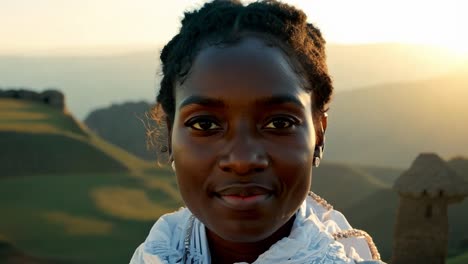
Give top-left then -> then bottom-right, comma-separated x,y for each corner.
131,0 -> 384,263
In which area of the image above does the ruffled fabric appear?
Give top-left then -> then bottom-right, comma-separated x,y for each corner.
130,196 -> 384,264
247,199 -> 352,264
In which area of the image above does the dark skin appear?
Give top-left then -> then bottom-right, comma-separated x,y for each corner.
168,36 -> 327,263
207,214 -> 296,263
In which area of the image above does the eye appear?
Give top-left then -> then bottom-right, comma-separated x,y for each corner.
186,117 -> 222,131
264,116 -> 297,129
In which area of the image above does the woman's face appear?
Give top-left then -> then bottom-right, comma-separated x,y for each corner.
170,36 -> 321,243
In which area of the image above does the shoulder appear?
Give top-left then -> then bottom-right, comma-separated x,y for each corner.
129,207 -> 192,264
144,207 -> 192,242
307,192 -> 383,263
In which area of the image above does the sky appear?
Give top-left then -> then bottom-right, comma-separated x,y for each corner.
1,0 -> 467,56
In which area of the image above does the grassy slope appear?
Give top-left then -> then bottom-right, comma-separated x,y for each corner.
312,162 -> 390,211
0,240 -> 65,264
0,98 -> 153,176
449,251 -> 468,264
0,98 -> 182,263
356,165 -> 403,186
0,173 -> 181,263
0,132 -> 129,176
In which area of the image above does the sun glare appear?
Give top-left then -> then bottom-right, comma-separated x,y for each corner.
406,8 -> 468,58
0,0 -> 466,56
434,3 -> 468,57
435,29 -> 468,57
444,41 -> 468,56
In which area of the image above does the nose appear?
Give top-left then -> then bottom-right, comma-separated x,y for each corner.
218,130 -> 269,175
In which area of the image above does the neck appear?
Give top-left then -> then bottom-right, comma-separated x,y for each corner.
206,215 -> 296,263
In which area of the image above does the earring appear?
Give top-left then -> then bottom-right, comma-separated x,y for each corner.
313,156 -> 321,167
171,160 -> 176,172
313,144 -> 324,167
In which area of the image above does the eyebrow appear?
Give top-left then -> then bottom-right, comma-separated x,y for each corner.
178,94 -> 304,110
179,95 -> 225,109
255,94 -> 305,109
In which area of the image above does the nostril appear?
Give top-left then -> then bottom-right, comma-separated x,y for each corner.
221,166 -> 232,173
218,152 -> 269,175
253,168 -> 264,173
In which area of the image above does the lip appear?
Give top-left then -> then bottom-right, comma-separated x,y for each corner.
214,183 -> 273,211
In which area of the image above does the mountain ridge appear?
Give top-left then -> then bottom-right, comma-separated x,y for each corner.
1,43 -> 464,119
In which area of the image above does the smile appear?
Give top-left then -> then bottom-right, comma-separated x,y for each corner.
220,194 -> 271,208
214,184 -> 273,210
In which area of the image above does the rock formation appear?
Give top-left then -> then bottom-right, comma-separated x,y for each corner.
392,153 -> 468,264
0,88 -> 65,111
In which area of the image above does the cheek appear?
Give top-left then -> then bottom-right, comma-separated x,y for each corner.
269,126 -> 316,165
171,127 -> 215,195
273,145 -> 313,187
172,128 -> 217,167
269,129 -> 315,194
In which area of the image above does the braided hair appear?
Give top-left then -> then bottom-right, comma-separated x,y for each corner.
154,0 -> 333,124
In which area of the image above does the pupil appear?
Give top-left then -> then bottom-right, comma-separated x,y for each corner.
273,120 -> 287,128
199,121 -> 212,130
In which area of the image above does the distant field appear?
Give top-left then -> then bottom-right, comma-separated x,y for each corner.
311,162 -> 391,211
0,172 -> 181,263
0,98 -> 153,176
0,98 -> 87,136
0,98 -> 182,263
448,251 -> 468,264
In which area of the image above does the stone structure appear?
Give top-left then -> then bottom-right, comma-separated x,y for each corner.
392,153 -> 468,264
0,88 -> 65,111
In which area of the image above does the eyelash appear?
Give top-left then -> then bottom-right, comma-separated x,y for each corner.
263,116 -> 299,130
185,116 -> 222,131
185,115 -> 299,132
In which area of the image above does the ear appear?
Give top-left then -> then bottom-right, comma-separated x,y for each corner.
165,116 -> 174,161
315,112 -> 328,147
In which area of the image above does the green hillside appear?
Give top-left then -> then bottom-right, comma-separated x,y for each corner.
0,240 -> 65,264
84,101 -> 157,161
0,98 -> 182,263
0,98 -> 153,175
0,132 -> 128,176
312,162 -> 390,210
449,251 -> 468,264
356,165 -> 402,186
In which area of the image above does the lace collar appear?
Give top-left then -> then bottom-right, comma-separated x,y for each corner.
141,194 -> 357,264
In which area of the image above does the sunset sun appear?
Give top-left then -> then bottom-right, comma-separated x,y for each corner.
445,41 -> 468,56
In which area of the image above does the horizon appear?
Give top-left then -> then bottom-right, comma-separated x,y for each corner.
1,42 -> 466,120
0,42 -> 464,57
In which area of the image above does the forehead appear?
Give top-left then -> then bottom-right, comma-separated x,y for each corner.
175,36 -> 310,107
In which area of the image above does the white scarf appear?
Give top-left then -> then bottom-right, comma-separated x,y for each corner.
130,195 -> 379,264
